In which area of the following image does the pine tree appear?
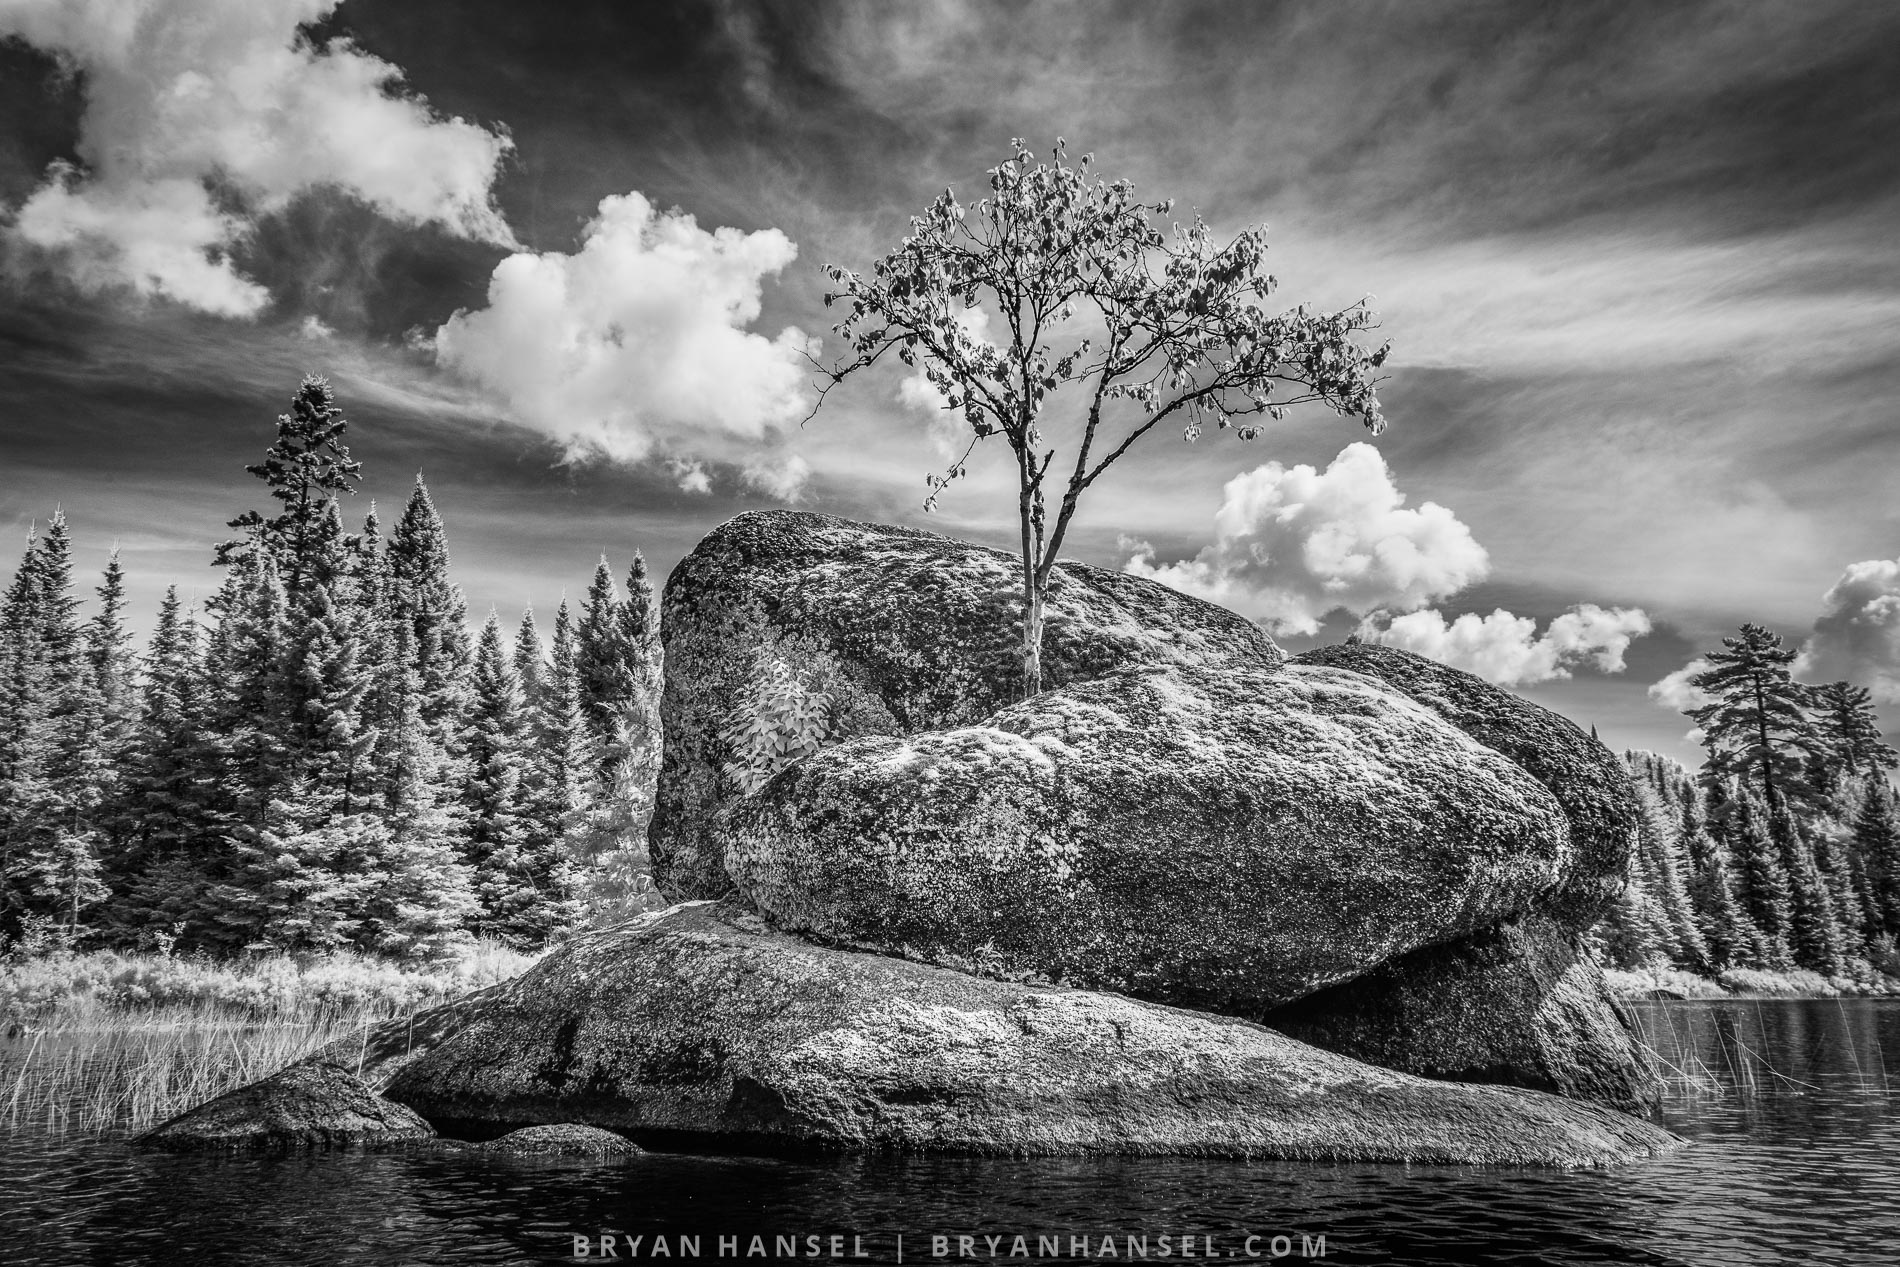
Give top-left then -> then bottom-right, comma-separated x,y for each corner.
1808,681 -> 1898,794
1729,785 -> 1795,968
216,376 -> 362,604
1687,624 -> 1821,811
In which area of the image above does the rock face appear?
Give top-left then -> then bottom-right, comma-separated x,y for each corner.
1265,914 -> 1660,1111
1276,644 -> 1657,1109
1292,643 -> 1637,924
649,511 -> 1284,900
723,662 -> 1575,1013
134,1061 -> 435,1151
350,902 -> 1677,1166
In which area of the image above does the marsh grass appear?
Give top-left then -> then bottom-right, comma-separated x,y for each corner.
1626,997 -> 1894,1103
2,941 -> 538,1136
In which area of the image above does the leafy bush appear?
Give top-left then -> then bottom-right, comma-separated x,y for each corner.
720,615 -> 850,795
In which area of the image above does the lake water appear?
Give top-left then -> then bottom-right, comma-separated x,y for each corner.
3,999 -> 1897,1266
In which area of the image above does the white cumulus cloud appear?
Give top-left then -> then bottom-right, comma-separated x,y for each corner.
741,452 -> 812,503
432,192 -> 814,463
1368,605 -> 1653,686
666,458 -> 712,495
0,0 -> 515,316
1649,657 -> 1716,712
1796,556 -> 1900,702
1122,442 -> 1489,635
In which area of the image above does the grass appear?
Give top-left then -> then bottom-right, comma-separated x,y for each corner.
1,941 -> 540,1136
1625,988 -> 1894,1104
1603,962 -> 1900,1001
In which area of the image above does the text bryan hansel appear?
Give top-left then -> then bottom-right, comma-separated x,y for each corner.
570,1231 -> 1328,1259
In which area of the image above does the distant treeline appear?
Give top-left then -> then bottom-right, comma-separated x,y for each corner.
1604,625 -> 1900,980
0,377 -> 661,961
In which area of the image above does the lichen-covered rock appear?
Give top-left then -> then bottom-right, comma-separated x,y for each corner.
476,1123 -> 643,1157
1291,642 -> 1636,922
650,510 -> 1285,900
721,661 -> 1572,1013
1278,644 -> 1658,1109
1264,913 -> 1662,1112
347,902 -> 1678,1166
133,1061 -> 434,1151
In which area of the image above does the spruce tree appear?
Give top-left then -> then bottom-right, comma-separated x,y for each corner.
576,558 -> 637,774
216,375 -> 362,604
1855,779 -> 1900,938
0,512 -> 109,940
1729,785 -> 1795,968
459,614 -> 535,943
388,477 -> 473,759
1634,784 -> 1708,971
108,588 -> 219,942
1687,624 -> 1821,811
514,609 -> 547,714
1769,790 -> 1846,976
361,617 -> 477,960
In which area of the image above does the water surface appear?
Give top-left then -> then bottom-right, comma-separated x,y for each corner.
3,999 -> 1895,1265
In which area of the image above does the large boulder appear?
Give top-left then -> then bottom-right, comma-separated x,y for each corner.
1291,642 -> 1636,923
134,1061 -> 435,1151
649,511 -> 1284,900
1279,643 -> 1656,1108
1264,913 -> 1661,1111
339,902 -> 1677,1166
722,662 -> 1575,1013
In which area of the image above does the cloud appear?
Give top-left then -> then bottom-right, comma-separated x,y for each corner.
896,305 -> 995,457
1796,557 -> 1900,702
666,458 -> 712,495
1122,442 -> 1488,635
0,0 -> 515,316
432,192 -> 814,464
1649,657 -> 1716,712
741,452 -> 812,502
1367,604 -> 1652,686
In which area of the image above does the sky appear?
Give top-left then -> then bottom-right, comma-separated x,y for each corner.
2,0 -> 1898,768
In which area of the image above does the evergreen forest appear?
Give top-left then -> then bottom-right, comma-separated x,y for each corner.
1605,625 -> 1900,983
0,377 -> 663,961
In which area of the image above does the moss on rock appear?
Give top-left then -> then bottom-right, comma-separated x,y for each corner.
650,511 -> 1284,900
133,1061 -> 435,1151
1280,643 -> 1658,1109
723,662 -> 1574,1013
347,902 -> 1678,1166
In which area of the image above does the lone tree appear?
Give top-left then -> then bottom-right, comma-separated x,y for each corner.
818,139 -> 1389,698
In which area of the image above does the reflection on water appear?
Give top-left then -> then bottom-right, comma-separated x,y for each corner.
2,999 -> 1896,1266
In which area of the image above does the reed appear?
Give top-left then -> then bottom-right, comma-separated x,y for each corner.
1,941 -> 538,1137
1625,997 -> 1893,1103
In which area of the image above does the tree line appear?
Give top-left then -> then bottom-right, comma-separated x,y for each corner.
1600,624 -> 1900,979
0,377 -> 661,960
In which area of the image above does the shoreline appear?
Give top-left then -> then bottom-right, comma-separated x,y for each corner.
1603,965 -> 1900,1003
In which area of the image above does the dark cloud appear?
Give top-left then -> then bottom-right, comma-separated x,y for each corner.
2,0 -> 1898,768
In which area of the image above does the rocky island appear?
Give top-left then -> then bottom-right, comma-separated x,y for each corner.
138,511 -> 1680,1167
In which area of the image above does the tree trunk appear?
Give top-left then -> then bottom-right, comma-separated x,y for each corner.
1016,448 -> 1043,701
1020,572 -> 1044,701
